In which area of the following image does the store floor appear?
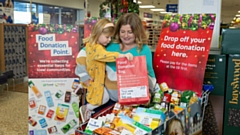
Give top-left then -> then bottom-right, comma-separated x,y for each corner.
0,81 -> 221,135
0,90 -> 28,135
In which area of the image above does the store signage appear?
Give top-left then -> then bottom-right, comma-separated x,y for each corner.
28,24 -> 80,135
153,13 -> 216,96
27,24 -> 79,78
144,12 -> 153,18
166,4 -> 178,13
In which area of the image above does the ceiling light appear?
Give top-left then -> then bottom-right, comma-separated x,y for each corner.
236,14 -> 240,17
238,11 -> 240,13
160,11 -> 172,14
139,5 -> 155,8
133,0 -> 142,4
150,8 -> 165,11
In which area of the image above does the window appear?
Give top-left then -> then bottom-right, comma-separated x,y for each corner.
14,1 -> 77,24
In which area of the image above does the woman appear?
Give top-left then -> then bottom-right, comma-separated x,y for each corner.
75,12 -> 156,103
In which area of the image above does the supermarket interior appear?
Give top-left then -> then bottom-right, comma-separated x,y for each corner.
0,0 -> 240,135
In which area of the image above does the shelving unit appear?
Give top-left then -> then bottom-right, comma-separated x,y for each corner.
146,20 -> 162,48
0,24 -> 28,79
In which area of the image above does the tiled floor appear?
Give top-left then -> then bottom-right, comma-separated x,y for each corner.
209,95 -> 224,135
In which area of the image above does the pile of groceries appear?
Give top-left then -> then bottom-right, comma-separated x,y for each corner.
77,82 -> 213,135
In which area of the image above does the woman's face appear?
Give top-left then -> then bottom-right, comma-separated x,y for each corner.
119,24 -> 135,46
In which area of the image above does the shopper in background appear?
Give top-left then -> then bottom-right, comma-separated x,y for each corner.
76,18 -> 133,122
75,12 -> 156,120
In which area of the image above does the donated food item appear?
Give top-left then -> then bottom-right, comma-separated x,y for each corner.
133,107 -> 166,130
84,118 -> 103,134
112,115 -> 152,135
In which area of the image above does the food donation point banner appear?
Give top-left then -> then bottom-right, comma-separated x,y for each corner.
153,14 -> 216,96
27,24 -> 80,135
27,24 -> 79,78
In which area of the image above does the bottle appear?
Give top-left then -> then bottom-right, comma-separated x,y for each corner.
28,116 -> 37,127
72,79 -> 80,90
64,91 -> 71,103
48,126 -> 57,134
28,81 -> 42,98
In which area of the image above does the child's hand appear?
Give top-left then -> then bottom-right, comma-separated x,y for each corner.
124,53 -> 133,61
83,78 -> 94,86
119,53 -> 133,61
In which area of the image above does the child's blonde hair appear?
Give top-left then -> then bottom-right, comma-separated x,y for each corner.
83,18 -> 114,46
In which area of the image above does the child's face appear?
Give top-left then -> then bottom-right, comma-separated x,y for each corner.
98,33 -> 112,46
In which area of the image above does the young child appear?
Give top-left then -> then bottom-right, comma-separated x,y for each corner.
77,18 -> 133,122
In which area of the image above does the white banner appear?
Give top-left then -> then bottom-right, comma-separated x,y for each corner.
28,78 -> 79,135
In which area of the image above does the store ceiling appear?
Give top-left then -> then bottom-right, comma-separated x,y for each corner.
99,0 -> 240,24
138,0 -> 240,24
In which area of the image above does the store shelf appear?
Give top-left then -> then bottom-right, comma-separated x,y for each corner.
0,24 -> 27,79
146,20 -> 162,48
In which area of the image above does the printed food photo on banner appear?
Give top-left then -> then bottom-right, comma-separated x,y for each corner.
153,13 -> 216,96
27,24 -> 79,78
28,78 -> 79,135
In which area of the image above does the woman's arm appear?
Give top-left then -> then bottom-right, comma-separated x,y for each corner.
141,45 -> 157,93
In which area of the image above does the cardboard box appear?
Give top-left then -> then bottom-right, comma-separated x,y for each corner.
221,29 -> 240,54
204,51 -> 227,96
223,54 -> 240,135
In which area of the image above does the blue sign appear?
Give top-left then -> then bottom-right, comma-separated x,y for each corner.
166,4 -> 178,13
32,12 -> 39,24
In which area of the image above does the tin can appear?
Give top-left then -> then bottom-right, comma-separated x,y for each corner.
159,82 -> 169,92
48,126 -> 57,134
